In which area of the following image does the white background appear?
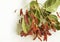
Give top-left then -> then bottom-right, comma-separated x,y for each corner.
0,0 -> 60,42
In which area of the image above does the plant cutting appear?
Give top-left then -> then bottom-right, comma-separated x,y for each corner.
17,0 -> 60,41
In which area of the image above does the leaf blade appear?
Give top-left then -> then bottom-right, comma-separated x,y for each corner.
44,0 -> 60,12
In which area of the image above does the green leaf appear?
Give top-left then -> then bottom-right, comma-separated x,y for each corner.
22,17 -> 28,34
42,9 -> 51,16
48,15 -> 58,22
44,0 -> 60,12
55,23 -> 60,30
30,1 -> 40,12
35,10 -> 40,24
44,0 -> 56,8
30,1 -> 38,7
35,10 -> 40,19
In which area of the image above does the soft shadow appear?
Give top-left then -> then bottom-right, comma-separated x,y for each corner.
16,23 -> 22,35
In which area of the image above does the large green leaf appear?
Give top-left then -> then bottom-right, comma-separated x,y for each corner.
44,0 -> 56,8
22,18 -> 28,34
44,0 -> 60,12
48,15 -> 58,22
